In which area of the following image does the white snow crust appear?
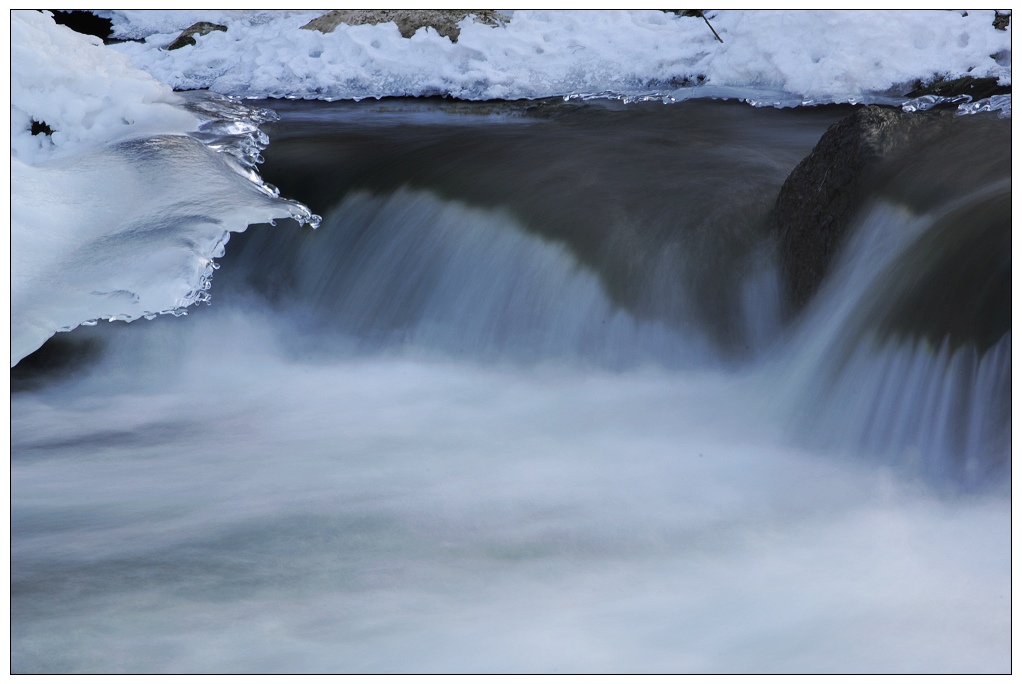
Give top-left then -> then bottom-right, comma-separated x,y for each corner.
10,11 -> 316,366
11,10 -> 200,164
106,10 -> 1011,104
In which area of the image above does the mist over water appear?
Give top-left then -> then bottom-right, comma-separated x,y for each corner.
10,99 -> 1010,673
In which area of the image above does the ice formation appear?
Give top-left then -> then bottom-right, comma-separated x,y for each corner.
10,11 -> 316,366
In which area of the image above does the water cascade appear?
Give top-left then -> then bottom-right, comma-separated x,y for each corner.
11,96 -> 1010,673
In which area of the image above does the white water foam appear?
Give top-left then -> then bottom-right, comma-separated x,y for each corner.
10,168 -> 1010,670
9,303 -> 1011,672
777,195 -> 1010,487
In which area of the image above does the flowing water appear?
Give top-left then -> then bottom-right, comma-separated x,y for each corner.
10,99 -> 1010,673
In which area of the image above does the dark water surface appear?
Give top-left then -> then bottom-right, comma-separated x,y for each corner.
233,98 -> 853,357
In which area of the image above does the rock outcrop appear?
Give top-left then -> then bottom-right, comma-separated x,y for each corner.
300,10 -> 508,42
166,21 -> 227,50
772,104 -> 1010,353
50,10 -> 113,41
770,105 -> 953,310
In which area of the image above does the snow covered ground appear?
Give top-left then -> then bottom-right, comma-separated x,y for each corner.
104,10 -> 1011,104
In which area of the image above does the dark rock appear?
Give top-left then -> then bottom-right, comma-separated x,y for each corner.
993,10 -> 1010,30
770,105 -> 953,310
49,10 -> 113,40
30,119 -> 53,136
863,114 -> 1011,353
868,114 -> 1010,213
873,189 -> 1010,354
300,10 -> 508,42
166,21 -> 227,51
772,102 -> 1010,357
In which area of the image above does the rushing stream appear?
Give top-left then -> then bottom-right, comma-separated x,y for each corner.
10,98 -> 1010,673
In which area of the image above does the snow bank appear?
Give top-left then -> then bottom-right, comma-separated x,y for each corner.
11,10 -> 199,163
106,10 -> 1010,104
99,9 -> 321,41
10,11 -> 317,366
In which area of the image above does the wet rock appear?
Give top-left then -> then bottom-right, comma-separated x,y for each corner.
166,21 -> 227,51
866,115 -> 1011,353
300,10 -> 508,42
770,105 -> 952,310
30,118 -> 53,137
49,10 -> 113,41
873,189 -> 1010,354
772,101 -> 1010,357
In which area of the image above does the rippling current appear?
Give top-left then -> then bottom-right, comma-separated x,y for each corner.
10,99 -> 1010,673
